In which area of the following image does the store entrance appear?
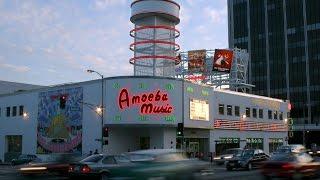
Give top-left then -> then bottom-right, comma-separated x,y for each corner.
184,138 -> 209,159
139,137 -> 150,150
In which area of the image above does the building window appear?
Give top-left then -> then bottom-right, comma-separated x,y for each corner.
12,106 -> 17,117
227,105 -> 232,116
279,112 -> 283,120
246,107 -> 250,117
274,111 -> 278,120
246,138 -> 263,149
6,107 -> 10,117
19,106 -> 24,116
235,106 -> 240,117
269,138 -> 283,153
259,109 -> 263,119
268,110 -> 272,120
219,104 -> 224,115
253,108 -> 257,118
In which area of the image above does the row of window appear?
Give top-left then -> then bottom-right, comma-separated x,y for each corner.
0,106 -> 24,117
218,104 -> 284,120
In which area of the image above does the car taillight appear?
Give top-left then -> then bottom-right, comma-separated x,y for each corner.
68,165 -> 74,172
282,163 -> 295,170
81,165 -> 91,173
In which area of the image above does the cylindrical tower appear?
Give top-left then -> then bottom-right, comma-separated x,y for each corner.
130,0 -> 180,77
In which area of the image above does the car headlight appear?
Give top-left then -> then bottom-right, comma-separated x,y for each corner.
317,151 -> 320,154
309,152 -> 313,154
213,157 -> 220,160
224,156 -> 233,159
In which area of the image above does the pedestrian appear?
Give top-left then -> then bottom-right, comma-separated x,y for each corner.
94,149 -> 99,154
88,150 -> 93,157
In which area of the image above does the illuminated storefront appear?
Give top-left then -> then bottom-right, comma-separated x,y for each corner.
0,76 -> 289,161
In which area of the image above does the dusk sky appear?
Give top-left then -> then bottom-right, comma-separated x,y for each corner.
0,0 -> 228,85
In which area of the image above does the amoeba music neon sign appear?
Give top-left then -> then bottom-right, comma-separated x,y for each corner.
118,88 -> 174,115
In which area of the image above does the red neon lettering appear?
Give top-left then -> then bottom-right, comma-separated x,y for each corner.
141,94 -> 147,102
119,89 -> 129,109
148,94 -> 154,101
155,90 -> 161,101
132,96 -> 140,104
118,88 -> 173,115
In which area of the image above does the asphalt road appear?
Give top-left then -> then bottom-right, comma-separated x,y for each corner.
0,164 -> 266,180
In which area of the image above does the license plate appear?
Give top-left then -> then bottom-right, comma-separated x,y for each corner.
229,163 -> 234,166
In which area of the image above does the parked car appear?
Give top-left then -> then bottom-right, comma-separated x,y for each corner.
261,152 -> 320,179
226,149 -> 269,171
213,148 -> 243,165
11,154 -> 41,166
19,153 -> 80,177
69,149 -> 210,179
272,144 -> 306,155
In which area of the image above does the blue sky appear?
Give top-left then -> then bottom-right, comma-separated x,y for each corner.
0,0 -> 228,85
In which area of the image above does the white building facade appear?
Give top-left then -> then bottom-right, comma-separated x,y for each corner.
0,76 -> 289,162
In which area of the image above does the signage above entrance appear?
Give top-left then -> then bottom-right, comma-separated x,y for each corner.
118,88 -> 174,115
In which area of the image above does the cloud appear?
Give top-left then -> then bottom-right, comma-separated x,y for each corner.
0,63 -> 31,72
24,46 -> 33,53
47,68 -> 57,73
204,6 -> 227,24
83,54 -> 107,66
93,0 -> 126,10
195,25 -> 207,34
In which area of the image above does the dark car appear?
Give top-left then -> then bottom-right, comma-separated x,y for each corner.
69,149 -> 210,179
19,153 -> 80,177
261,152 -> 320,179
11,154 -> 41,166
214,148 -> 243,165
226,149 -> 269,171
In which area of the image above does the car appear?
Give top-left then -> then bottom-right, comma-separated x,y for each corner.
19,153 -> 80,177
126,149 -> 210,179
11,154 -> 41,166
272,144 -> 306,155
261,152 -> 320,179
68,154 -> 134,179
213,148 -> 243,165
69,149 -> 210,179
226,149 -> 269,171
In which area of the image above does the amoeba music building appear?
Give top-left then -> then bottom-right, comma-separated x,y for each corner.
0,76 -> 289,161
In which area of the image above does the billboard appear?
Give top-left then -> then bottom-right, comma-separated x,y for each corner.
189,98 -> 209,121
37,87 -> 83,154
188,50 -> 206,72
212,49 -> 234,72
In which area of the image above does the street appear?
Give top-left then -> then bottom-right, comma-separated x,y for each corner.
0,164 -> 265,180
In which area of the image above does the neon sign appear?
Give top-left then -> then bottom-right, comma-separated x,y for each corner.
118,88 -> 174,115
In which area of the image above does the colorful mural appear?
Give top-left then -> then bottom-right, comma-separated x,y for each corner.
37,87 -> 83,154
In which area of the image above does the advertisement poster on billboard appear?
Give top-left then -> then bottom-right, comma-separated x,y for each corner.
212,49 -> 234,72
188,50 -> 206,72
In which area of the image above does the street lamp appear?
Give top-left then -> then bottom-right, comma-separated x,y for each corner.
87,69 -> 104,152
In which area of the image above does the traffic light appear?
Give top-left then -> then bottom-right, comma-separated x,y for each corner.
177,123 -> 184,137
59,95 -> 66,109
103,126 -> 109,137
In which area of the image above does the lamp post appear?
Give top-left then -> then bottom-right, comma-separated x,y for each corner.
87,69 -> 104,152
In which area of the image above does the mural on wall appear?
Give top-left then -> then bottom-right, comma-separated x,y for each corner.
37,87 -> 83,154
